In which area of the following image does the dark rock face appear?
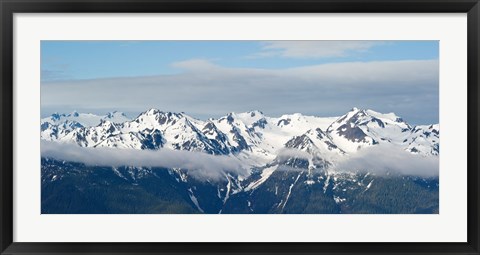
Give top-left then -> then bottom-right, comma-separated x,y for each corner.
371,117 -> 385,128
157,112 -> 180,126
337,124 -> 373,143
202,122 -> 231,155
226,114 -> 235,124
51,113 -> 61,121
41,122 -> 51,131
202,122 -> 217,135
229,127 -> 250,152
252,118 -> 268,129
141,129 -> 165,150
285,134 -> 315,151
277,118 -> 291,126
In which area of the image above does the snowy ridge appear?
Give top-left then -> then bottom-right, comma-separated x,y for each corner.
41,111 -> 130,141
42,107 -> 439,157
41,107 -> 439,190
41,111 -> 130,127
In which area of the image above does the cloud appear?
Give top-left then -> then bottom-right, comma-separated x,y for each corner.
334,144 -> 439,177
41,69 -> 71,82
251,41 -> 381,59
171,59 -> 217,71
41,58 -> 439,125
41,141 -> 248,181
276,148 -> 312,162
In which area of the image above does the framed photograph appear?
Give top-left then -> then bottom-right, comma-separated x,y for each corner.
1,0 -> 479,254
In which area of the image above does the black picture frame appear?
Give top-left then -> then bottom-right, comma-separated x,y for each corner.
1,0 -> 479,254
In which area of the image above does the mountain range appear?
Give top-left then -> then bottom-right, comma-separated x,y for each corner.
41,108 -> 439,214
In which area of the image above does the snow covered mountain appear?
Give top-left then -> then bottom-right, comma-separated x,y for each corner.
41,108 -> 440,214
41,107 -> 438,157
42,111 -> 129,127
405,124 -> 439,156
41,111 -> 130,141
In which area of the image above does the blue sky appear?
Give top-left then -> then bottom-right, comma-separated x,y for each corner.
41,41 -> 439,124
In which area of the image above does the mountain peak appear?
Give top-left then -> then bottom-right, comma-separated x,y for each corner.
364,109 -> 402,123
50,112 -> 62,121
349,107 -> 371,115
247,110 -> 264,117
139,108 -> 184,118
144,108 -> 162,115
99,119 -> 114,126
335,108 -> 408,127
69,111 -> 79,117
106,111 -> 127,118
